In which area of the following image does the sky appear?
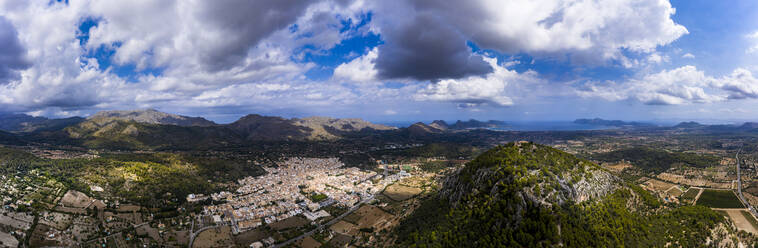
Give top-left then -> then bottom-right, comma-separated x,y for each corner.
1,0 -> 758,124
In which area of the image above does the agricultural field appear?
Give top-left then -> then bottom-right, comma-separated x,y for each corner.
722,210 -> 758,234
295,236 -> 322,248
666,186 -> 684,197
601,162 -> 632,173
696,189 -> 744,208
233,228 -> 269,246
382,184 -> 422,201
330,220 -> 359,236
680,188 -> 701,203
641,178 -> 676,192
343,205 -> 394,230
741,211 -> 758,234
191,226 -> 234,248
269,216 -> 309,231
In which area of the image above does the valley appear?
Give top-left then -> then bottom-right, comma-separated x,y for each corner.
4,1 -> 752,247
1,111 -> 758,247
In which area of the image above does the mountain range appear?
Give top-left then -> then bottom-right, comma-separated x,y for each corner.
0,109 -> 401,150
4,109 -> 758,151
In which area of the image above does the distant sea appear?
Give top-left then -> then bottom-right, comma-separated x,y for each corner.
378,121 -> 617,131
495,121 -> 616,131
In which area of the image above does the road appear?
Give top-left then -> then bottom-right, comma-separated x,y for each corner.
273,196 -> 373,248
735,150 -> 758,218
188,224 -> 220,248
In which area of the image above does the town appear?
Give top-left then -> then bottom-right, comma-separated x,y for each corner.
199,157 -> 410,235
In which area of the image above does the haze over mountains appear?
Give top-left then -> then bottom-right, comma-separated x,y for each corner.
0,109 -> 405,149
573,118 -> 655,127
0,113 -> 84,133
4,109 -> 758,151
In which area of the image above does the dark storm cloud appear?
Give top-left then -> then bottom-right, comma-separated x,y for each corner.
375,13 -> 492,81
197,0 -> 312,71
0,16 -> 29,84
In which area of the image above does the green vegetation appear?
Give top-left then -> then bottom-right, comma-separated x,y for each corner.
396,143 -> 729,247
591,147 -> 720,173
696,189 -> 744,208
310,193 -> 328,202
680,188 -> 700,202
404,143 -> 480,159
0,146 -> 265,207
417,161 -> 455,173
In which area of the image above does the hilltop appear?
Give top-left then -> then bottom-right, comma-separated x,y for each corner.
395,142 -> 734,247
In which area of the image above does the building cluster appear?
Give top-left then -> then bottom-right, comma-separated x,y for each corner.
199,157 -> 407,233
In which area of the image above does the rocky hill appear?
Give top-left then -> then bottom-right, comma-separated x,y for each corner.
406,122 -> 444,136
429,119 -> 507,130
293,116 -> 395,139
87,109 -> 216,127
441,142 -> 618,208
673,121 -> 703,128
573,118 -> 653,127
227,114 -> 311,141
395,142 -> 735,247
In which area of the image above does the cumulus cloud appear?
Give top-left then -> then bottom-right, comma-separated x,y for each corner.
0,2 -> 133,112
647,53 -> 669,64
85,0 -> 317,73
747,31 -> 758,54
373,11 -> 491,81
333,47 -> 378,82
360,0 -> 687,81
578,66 -> 758,105
0,0 -> 694,117
196,0 -> 311,70
715,68 -> 758,99
414,57 -> 541,107
578,66 -> 717,105
0,0 -> 360,114
409,0 -> 687,63
0,16 -> 29,83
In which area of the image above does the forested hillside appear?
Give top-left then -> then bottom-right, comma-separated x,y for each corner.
395,143 -> 736,247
